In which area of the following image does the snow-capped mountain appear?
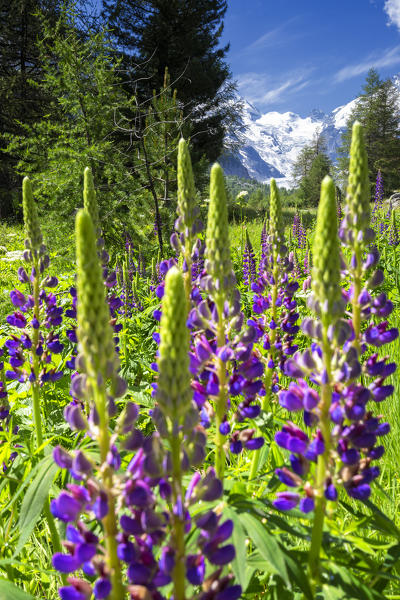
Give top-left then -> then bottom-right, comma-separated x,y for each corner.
220,97 -> 358,187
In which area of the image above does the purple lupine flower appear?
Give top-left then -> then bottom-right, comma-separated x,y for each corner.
372,169 -> 384,230
243,231 -> 257,287
259,220 -> 268,276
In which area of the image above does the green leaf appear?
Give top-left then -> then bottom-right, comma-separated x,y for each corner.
363,499 -> 400,540
14,454 -> 59,556
240,513 -> 290,587
224,506 -> 249,591
322,564 -> 385,600
0,580 -> 34,600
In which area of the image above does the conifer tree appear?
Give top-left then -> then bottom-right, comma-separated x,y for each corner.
292,131 -> 332,206
337,68 -> 400,194
102,0 -> 242,163
0,0 -> 60,216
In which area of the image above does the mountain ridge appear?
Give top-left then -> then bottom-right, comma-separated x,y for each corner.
220,97 -> 357,187
220,76 -> 400,187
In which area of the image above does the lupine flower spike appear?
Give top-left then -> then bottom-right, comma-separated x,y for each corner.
22,177 -> 45,447
155,266 -> 193,599
171,139 -> 203,305
204,163 -> 237,479
13,177 -> 64,553
339,121 -> 371,350
243,230 -> 256,288
152,266 -> 241,600
248,180 -> 299,481
274,171 -> 395,596
372,169 -> 384,230
52,210 -> 126,599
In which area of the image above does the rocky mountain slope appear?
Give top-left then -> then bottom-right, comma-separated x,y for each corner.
220,75 -> 400,187
220,97 -> 358,187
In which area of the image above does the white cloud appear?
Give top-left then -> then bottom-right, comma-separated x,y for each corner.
237,70 -> 312,107
334,45 -> 400,82
384,0 -> 400,31
241,17 -> 302,54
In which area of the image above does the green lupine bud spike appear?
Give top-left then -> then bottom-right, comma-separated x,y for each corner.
83,167 -> 99,232
269,179 -> 284,249
245,229 -> 252,248
157,267 -> 192,422
76,210 -> 115,380
312,176 -> 343,324
390,210 -> 399,245
22,177 -> 42,252
205,163 -> 235,305
346,121 -> 370,232
177,138 -> 196,229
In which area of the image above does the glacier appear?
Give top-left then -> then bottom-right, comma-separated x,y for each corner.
220,97 -> 358,187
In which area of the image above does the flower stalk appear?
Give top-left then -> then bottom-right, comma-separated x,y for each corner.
75,209 -> 125,599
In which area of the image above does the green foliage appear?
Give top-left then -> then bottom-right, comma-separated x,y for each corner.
4,7 -> 151,244
14,454 -> 58,556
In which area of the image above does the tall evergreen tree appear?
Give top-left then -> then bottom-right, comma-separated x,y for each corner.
291,131 -> 332,206
102,0 -> 242,163
299,152 -> 332,207
337,68 -> 400,195
0,0 -> 60,216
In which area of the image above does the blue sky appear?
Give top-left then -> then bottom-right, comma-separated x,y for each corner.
220,0 -> 400,116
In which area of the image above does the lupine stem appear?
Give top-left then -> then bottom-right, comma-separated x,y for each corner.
123,260 -> 129,360
215,300 -> 228,481
31,264 -> 43,449
248,367 -> 272,482
183,257 -> 192,309
43,500 -> 62,554
308,325 -> 333,593
248,260 -> 279,482
171,430 -> 186,600
30,262 -> 63,565
96,386 -> 125,600
351,246 -> 362,352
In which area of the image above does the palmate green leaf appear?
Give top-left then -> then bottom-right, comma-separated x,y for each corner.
0,580 -> 34,600
14,453 -> 59,556
240,513 -> 290,587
